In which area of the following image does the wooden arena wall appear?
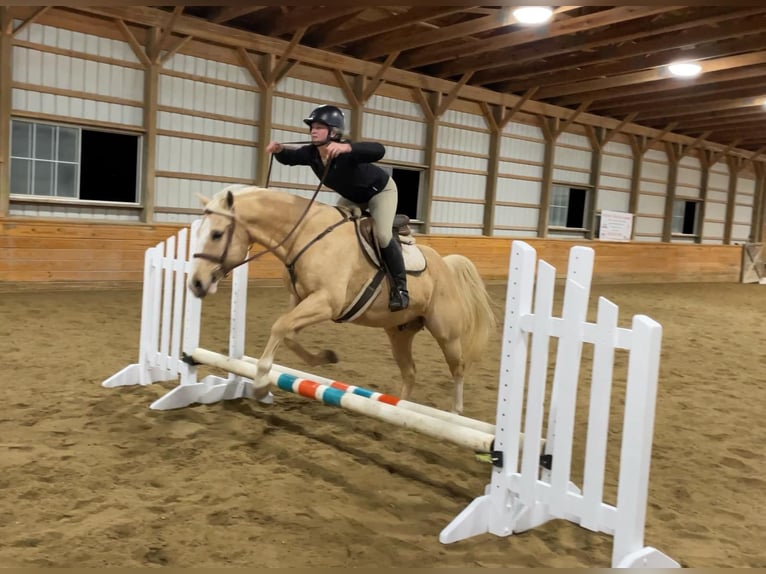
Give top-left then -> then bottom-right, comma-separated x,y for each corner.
0,218 -> 744,286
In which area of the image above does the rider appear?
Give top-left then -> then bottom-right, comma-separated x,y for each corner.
265,104 -> 409,312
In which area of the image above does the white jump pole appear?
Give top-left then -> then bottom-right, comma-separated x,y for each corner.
190,348 -> 495,454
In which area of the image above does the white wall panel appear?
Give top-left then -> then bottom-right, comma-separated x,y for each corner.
16,22 -> 140,64
165,53 -> 253,85
436,152 -> 487,173
159,75 -> 257,118
438,125 -> 490,155
553,168 -> 590,185
603,141 -> 632,156
156,136 -> 254,179
499,160 -> 543,180
597,190 -> 630,212
707,190 -> 728,203
276,77 -> 345,103
363,114 -> 425,146
634,217 -> 663,236
496,178 -> 541,204
503,120 -> 543,140
441,109 -> 487,130
705,203 -> 727,220
637,194 -> 665,215
158,111 -> 257,142
731,224 -> 751,242
13,89 -> 143,127
600,174 -> 631,191
501,136 -> 545,163
640,180 -> 666,195
557,132 -> 590,148
365,94 -> 424,118
494,204 -> 539,229
702,221 -> 725,241
642,160 -> 669,181
602,154 -> 632,176
431,201 -> 484,226
555,146 -> 591,171
433,171 -> 486,201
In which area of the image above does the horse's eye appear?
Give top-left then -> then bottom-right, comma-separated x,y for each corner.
211,230 -> 224,241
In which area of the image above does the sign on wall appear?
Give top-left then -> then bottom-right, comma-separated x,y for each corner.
599,210 -> 634,241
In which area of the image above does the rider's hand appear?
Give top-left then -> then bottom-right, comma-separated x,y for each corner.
266,141 -> 283,154
325,142 -> 352,158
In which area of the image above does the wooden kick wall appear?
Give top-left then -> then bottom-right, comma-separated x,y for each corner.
0,219 -> 743,287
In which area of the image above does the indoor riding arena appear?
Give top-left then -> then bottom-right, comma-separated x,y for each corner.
1,6 -> 765,569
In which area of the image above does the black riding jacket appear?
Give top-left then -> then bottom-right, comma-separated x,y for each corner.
274,142 -> 389,204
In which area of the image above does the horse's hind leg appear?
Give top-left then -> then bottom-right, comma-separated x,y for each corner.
425,318 -> 465,414
384,327 -> 418,401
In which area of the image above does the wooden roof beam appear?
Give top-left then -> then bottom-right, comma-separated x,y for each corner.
212,6 -> 266,24
404,6 -> 682,73
538,50 -> 766,100
354,6 -> 518,59
495,32 -> 766,94
479,8 -> 766,88
319,7 -> 467,51
265,6 -> 366,37
555,63 -> 766,107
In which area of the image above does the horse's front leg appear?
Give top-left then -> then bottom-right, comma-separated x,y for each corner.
252,291 -> 335,398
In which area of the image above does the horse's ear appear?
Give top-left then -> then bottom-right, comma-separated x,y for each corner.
225,190 -> 234,209
196,193 -> 211,207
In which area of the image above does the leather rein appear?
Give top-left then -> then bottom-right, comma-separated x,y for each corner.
192,143 -> 335,282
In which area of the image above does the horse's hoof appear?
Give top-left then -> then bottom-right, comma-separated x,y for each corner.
322,350 -> 339,364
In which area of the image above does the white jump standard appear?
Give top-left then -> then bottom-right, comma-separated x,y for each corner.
102,221 -> 678,568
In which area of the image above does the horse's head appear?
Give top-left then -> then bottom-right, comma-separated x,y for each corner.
188,188 -> 252,298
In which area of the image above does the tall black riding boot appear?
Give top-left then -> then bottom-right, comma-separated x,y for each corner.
379,239 -> 410,312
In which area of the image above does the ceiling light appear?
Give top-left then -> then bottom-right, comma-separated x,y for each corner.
668,61 -> 702,78
512,6 -> 553,24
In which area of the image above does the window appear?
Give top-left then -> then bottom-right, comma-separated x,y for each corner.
549,184 -> 589,229
391,167 -> 422,221
672,199 -> 698,235
10,119 -> 139,204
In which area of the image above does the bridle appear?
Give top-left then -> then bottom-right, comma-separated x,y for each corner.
192,145 -> 333,281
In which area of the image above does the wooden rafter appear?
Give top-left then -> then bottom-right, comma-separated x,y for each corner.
238,47 -> 267,91
362,51 -> 400,103
436,72 -> 474,117
334,69 -> 360,108
553,100 -> 592,138
401,6 -> 679,72
160,35 -> 192,66
11,6 -> 49,37
321,7 -> 466,51
212,6 -> 267,24
267,6 -> 365,37
153,6 -> 184,63
499,87 -> 538,129
484,8 -> 766,88
602,112 -> 639,146
678,131 -> 713,159
113,18 -> 150,68
411,87 -> 434,123
354,6 -> 524,59
267,26 -> 306,86
538,49 -> 766,100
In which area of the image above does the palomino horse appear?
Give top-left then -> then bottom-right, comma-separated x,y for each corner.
188,185 -> 497,414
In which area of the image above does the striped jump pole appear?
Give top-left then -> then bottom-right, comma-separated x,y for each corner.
190,348 -> 495,454
239,354 -> 496,436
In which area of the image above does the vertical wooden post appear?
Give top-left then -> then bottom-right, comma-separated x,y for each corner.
752,163 -> 765,243
661,142 -> 680,243
419,92 -> 440,234
140,28 -> 160,223
724,156 -> 742,245
695,150 -> 711,242
482,104 -> 502,236
350,75 -> 364,142
0,8 -> 13,217
628,135 -> 645,239
537,117 -> 558,238
256,54 -> 274,187
585,126 -> 604,240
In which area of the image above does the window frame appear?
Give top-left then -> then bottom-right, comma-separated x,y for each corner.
671,198 -> 701,237
548,183 -> 592,232
9,117 -> 143,208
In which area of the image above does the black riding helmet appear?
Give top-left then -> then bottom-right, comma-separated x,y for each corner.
304,105 -> 345,138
